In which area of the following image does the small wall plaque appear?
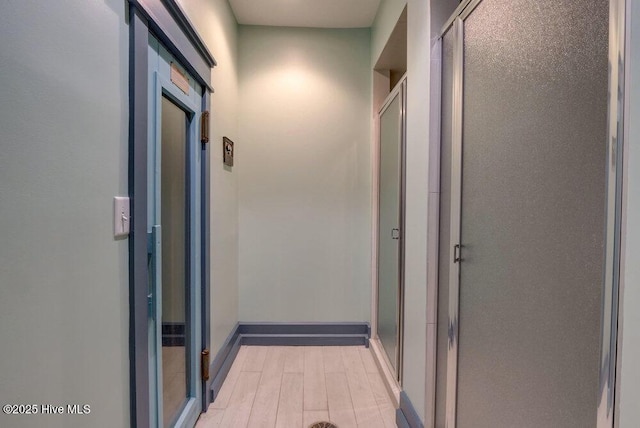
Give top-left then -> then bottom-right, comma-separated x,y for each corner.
223,137 -> 234,167
170,62 -> 190,95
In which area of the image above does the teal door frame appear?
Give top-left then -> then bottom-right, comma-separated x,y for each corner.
128,1 -> 215,427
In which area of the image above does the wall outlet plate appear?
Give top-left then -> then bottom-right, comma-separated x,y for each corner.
114,196 -> 130,238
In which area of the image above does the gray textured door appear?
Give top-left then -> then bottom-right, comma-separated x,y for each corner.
452,0 -> 609,427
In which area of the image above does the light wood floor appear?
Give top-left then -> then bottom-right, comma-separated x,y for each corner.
195,345 -> 397,428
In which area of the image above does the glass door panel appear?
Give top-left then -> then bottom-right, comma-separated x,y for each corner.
377,92 -> 402,373
160,96 -> 189,427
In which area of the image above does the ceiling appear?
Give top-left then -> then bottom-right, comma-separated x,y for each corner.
228,0 -> 382,28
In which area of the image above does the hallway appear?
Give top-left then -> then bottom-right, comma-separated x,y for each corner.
196,346 -> 396,428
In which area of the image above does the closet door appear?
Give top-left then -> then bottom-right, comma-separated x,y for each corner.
453,0 -> 609,427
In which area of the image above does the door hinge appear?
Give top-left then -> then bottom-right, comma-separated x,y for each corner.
201,111 -> 210,145
201,349 -> 210,381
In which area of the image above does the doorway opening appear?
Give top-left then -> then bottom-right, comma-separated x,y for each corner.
128,1 -> 216,426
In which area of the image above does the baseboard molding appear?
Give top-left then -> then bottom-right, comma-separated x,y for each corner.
397,409 -> 411,428
397,391 -> 424,428
238,322 -> 370,347
208,322 -> 370,400
207,323 -> 241,402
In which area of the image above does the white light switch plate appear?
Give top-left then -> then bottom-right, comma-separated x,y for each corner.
114,196 -> 130,238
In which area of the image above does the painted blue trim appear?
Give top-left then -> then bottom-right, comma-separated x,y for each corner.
128,6 -> 151,428
238,322 -> 370,336
397,391 -> 424,428
156,73 -> 198,115
200,90 -> 211,410
130,0 -> 215,91
160,0 -> 216,66
237,322 -> 370,347
396,409 -> 411,428
210,335 -> 243,401
207,323 -> 242,401
241,334 -> 369,347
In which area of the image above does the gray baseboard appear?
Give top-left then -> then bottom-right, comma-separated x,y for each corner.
207,323 -> 241,402
397,409 -> 411,428
396,391 -> 424,428
238,322 -> 369,347
240,334 -> 368,346
208,322 -> 370,400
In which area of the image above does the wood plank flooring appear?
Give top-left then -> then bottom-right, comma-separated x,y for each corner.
196,346 -> 397,428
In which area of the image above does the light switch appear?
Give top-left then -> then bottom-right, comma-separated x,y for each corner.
114,196 -> 130,238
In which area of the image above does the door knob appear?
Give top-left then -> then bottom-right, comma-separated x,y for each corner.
392,228 -> 400,239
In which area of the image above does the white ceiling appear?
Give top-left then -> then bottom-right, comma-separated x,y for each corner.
228,0 -> 382,28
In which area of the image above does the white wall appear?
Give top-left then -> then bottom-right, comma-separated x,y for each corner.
177,0 -> 240,355
371,0 -> 432,422
617,0 -> 640,425
237,26 -> 372,322
372,0 -> 408,65
0,1 -> 130,427
404,0 -> 431,422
